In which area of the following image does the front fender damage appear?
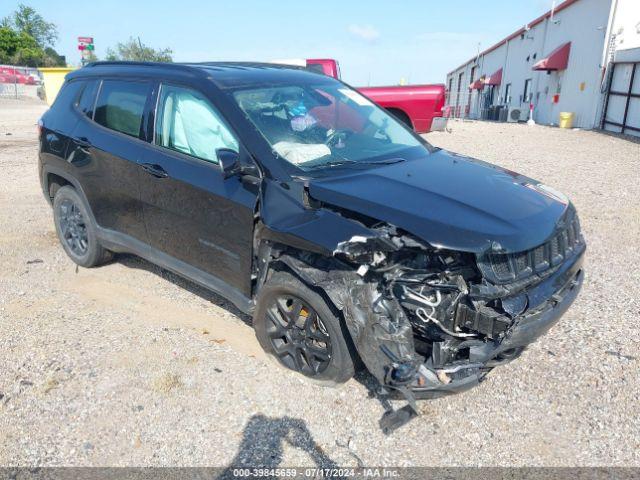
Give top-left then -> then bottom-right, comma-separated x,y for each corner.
268,235 -> 438,433
276,253 -> 421,386
257,181 -> 585,433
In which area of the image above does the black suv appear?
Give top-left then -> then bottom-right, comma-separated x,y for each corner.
39,62 -> 585,429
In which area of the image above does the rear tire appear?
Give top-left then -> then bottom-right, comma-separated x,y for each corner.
53,185 -> 112,268
254,271 -> 355,386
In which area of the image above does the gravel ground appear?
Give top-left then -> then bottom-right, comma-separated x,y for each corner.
0,100 -> 639,467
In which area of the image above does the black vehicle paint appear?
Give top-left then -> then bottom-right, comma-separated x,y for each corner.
308,151 -> 570,254
39,61 -> 585,433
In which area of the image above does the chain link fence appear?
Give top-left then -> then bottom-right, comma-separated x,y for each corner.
0,65 -> 44,100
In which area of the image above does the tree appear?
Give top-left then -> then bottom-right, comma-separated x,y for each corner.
43,46 -> 66,66
0,5 -> 65,67
0,27 -> 50,66
2,4 -> 57,47
9,31 -> 43,66
0,27 -> 20,63
105,37 -> 172,62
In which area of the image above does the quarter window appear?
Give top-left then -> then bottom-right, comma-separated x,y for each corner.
77,80 -> 100,119
155,84 -> 238,163
50,80 -> 83,111
94,80 -> 150,138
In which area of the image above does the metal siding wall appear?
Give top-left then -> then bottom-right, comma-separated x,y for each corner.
476,43 -> 507,117
536,0 -> 612,128
446,0 -> 615,129
502,22 -> 548,120
446,63 -> 476,118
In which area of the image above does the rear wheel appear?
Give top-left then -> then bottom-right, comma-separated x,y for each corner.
254,271 -> 355,386
53,186 -> 112,268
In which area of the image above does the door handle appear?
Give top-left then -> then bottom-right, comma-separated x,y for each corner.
141,163 -> 169,178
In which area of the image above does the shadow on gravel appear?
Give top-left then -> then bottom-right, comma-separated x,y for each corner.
116,253 -> 252,325
118,253 -> 401,433
218,414 -> 337,477
117,253 -> 408,434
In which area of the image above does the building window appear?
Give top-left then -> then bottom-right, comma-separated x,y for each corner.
504,83 -> 512,105
523,78 -> 533,105
456,71 -> 464,107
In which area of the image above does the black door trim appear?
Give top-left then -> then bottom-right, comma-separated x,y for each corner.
95,226 -> 255,314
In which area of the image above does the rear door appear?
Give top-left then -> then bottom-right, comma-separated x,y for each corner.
68,78 -> 152,241
138,82 -> 257,295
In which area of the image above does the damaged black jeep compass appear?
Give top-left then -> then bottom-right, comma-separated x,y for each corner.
39,62 -> 585,430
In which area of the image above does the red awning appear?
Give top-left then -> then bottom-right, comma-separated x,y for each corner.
533,42 -> 571,71
484,68 -> 503,86
469,79 -> 484,90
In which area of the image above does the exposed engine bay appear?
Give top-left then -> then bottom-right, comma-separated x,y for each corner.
260,210 -> 585,433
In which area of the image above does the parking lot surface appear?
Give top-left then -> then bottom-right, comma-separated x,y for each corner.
1,100 -> 639,466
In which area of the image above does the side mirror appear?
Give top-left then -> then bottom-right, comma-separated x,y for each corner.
216,148 -> 241,179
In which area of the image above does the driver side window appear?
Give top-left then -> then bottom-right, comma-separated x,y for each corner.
155,84 -> 238,163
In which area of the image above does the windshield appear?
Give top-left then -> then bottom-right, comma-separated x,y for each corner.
230,81 -> 430,171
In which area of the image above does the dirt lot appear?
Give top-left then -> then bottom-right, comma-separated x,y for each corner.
1,99 -> 639,467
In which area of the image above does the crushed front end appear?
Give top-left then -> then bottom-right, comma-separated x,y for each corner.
321,207 -> 585,432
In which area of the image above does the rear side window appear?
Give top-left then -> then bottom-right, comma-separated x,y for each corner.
94,80 -> 150,138
77,80 -> 100,119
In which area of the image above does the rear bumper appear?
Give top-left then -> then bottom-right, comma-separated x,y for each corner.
430,116 -> 448,132
411,246 -> 585,400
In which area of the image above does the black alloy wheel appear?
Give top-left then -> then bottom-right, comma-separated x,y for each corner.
57,198 -> 89,257
52,185 -> 112,268
265,295 -> 332,376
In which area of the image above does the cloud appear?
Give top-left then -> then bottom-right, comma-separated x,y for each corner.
348,24 -> 380,42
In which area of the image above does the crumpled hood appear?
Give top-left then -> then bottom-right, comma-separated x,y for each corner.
308,149 -> 571,254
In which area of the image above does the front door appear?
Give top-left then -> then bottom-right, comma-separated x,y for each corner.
138,83 -> 258,295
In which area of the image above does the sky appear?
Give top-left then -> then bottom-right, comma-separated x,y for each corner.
1,0 -> 557,86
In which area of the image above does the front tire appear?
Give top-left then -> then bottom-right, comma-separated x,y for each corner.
53,185 -> 112,268
254,271 -> 355,386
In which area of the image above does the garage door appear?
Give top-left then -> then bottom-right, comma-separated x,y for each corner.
602,62 -> 640,137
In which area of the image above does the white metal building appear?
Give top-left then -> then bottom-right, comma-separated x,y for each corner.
445,0 -> 640,136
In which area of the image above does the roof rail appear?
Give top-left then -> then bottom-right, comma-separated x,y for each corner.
84,61 -> 198,72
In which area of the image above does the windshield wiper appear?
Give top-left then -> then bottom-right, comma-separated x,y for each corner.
306,159 -> 359,169
305,157 -> 405,171
357,157 -> 406,165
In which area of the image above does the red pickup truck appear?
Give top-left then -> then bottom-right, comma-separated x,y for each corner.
305,58 -> 445,133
